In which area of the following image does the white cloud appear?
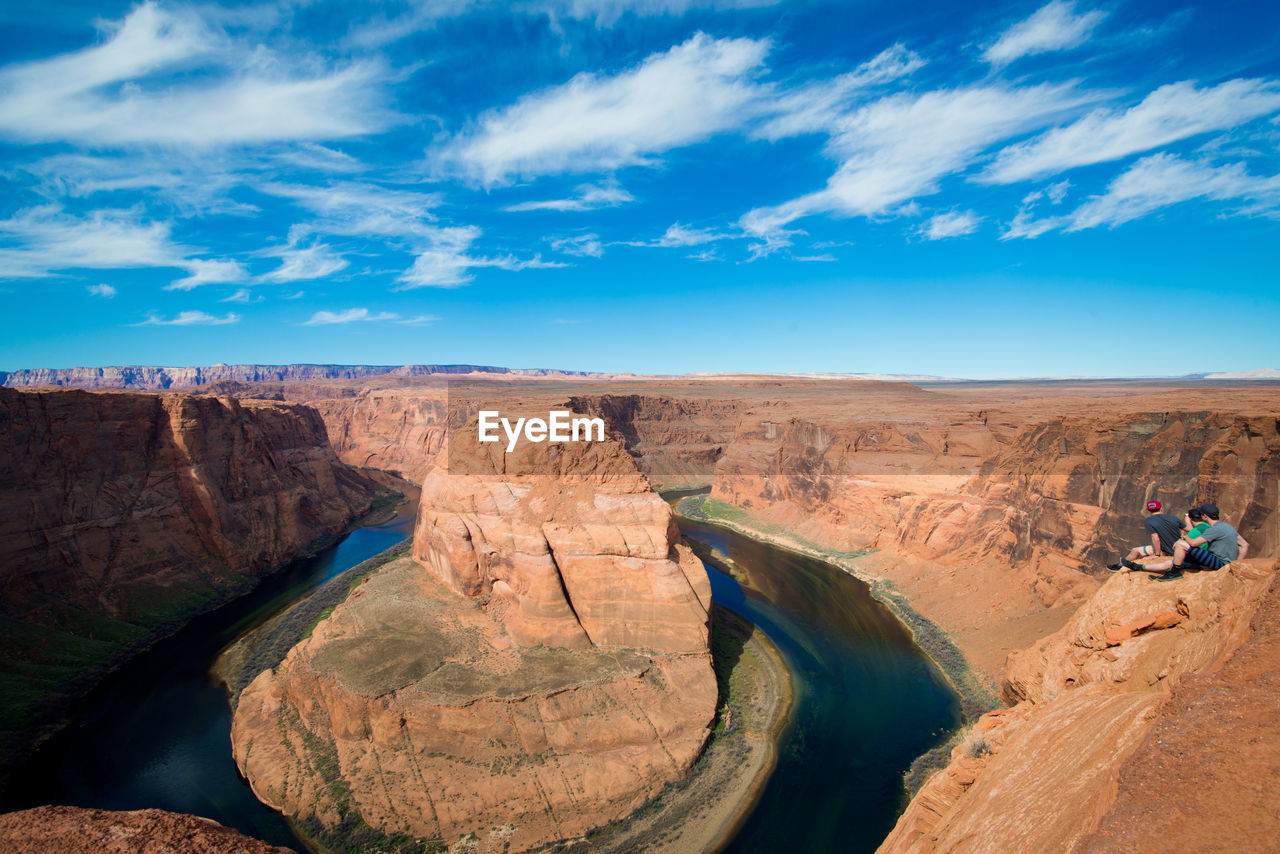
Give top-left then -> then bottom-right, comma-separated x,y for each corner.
1068,153 -> 1280,230
394,314 -> 440,326
1003,153 -> 1280,237
755,44 -> 925,140
636,222 -> 731,247
0,205 -> 244,289
0,3 -> 390,147
983,1 -> 1106,66
437,33 -> 770,184
136,310 -> 240,326
302,308 -> 399,326
1046,179 -> 1071,203
168,259 -> 247,291
350,0 -> 778,46
983,79 -> 1280,184
87,283 -> 117,297
920,210 -> 982,239
504,180 -> 634,211
258,182 -> 442,241
397,226 -> 565,288
397,226 -> 484,288
220,287 -> 262,304
740,83 -> 1090,240
260,243 -> 350,283
550,233 -> 606,257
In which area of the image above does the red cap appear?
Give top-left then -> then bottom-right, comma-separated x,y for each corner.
1145,500 -> 1162,512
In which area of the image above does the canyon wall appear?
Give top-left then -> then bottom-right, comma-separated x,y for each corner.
231,430 -> 716,853
0,387 -> 391,775
878,558 -> 1277,853
309,389 -> 449,482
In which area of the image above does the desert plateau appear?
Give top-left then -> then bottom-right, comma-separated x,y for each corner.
3,0 -> 1279,850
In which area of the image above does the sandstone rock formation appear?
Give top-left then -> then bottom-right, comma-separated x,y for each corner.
0,805 -> 291,853
878,559 -> 1277,853
310,388 -> 448,482
0,387 -> 390,775
231,429 -> 716,853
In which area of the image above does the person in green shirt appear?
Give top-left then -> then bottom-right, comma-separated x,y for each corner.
1183,505 -> 1210,542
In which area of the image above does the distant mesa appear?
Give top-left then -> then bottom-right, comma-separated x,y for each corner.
0,363 -> 592,390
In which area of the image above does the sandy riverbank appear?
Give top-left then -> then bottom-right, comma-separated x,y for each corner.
562,605 -> 793,854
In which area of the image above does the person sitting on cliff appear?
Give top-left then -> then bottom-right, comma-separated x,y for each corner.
1133,503 -> 1250,581
1106,500 -> 1184,571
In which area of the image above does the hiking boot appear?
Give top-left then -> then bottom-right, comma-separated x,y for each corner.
1150,569 -> 1185,582
1120,558 -> 1144,571
1106,563 -> 1123,572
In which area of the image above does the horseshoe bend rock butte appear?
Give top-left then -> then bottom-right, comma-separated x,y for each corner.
231,432 -> 717,853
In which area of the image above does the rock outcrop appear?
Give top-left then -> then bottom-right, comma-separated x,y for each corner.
878,559 -> 1277,853
0,387 -> 390,775
0,805 -> 291,853
231,428 -> 716,853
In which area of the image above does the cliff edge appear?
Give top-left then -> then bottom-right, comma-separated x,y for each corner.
878,559 -> 1277,853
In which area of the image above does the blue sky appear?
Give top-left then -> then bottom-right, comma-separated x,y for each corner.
1,0 -> 1278,377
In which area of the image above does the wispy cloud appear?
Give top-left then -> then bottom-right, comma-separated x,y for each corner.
504,180 -> 634,211
397,226 -> 565,288
0,205 -> 244,289
260,243 -> 350,283
920,210 -> 981,239
983,0 -> 1106,66
630,222 -> 733,247
0,3 -> 391,148
220,287 -> 263,304
437,33 -> 770,184
755,44 -> 925,140
1003,153 -> 1280,237
301,308 -> 399,325
740,83 -> 1091,243
983,79 -> 1280,184
395,314 -> 440,326
87,283 -> 117,298
136,310 -> 240,326
550,233 -> 606,257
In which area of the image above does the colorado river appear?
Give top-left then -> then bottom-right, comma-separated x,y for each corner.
1,504 -> 417,849
3,503 -> 958,853
678,517 -> 961,854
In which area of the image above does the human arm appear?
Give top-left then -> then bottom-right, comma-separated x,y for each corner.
1238,535 -> 1250,561
1151,532 -> 1162,556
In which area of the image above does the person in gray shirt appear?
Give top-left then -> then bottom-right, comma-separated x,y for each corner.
1139,503 -> 1250,581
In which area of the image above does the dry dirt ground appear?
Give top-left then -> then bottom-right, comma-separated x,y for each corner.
1075,573 -> 1280,853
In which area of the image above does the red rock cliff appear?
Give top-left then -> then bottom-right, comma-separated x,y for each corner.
0,387 -> 388,774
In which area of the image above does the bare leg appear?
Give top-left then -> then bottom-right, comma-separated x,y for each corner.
1146,541 -> 1190,574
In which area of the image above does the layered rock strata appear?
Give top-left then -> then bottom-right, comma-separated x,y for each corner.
232,430 -> 716,853
878,559 -> 1276,853
0,387 -> 388,773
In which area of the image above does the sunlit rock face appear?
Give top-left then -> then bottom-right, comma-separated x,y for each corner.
232,427 -> 716,854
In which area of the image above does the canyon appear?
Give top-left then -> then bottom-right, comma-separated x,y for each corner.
230,427 -> 717,852
2,366 -> 1278,852
0,386 -> 398,779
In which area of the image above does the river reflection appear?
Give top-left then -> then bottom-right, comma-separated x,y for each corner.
679,519 -> 961,854
3,504 -> 417,849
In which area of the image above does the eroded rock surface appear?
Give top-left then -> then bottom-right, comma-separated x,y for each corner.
0,387 -> 389,775
232,431 -> 716,853
878,559 -> 1277,854
0,805 -> 291,853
